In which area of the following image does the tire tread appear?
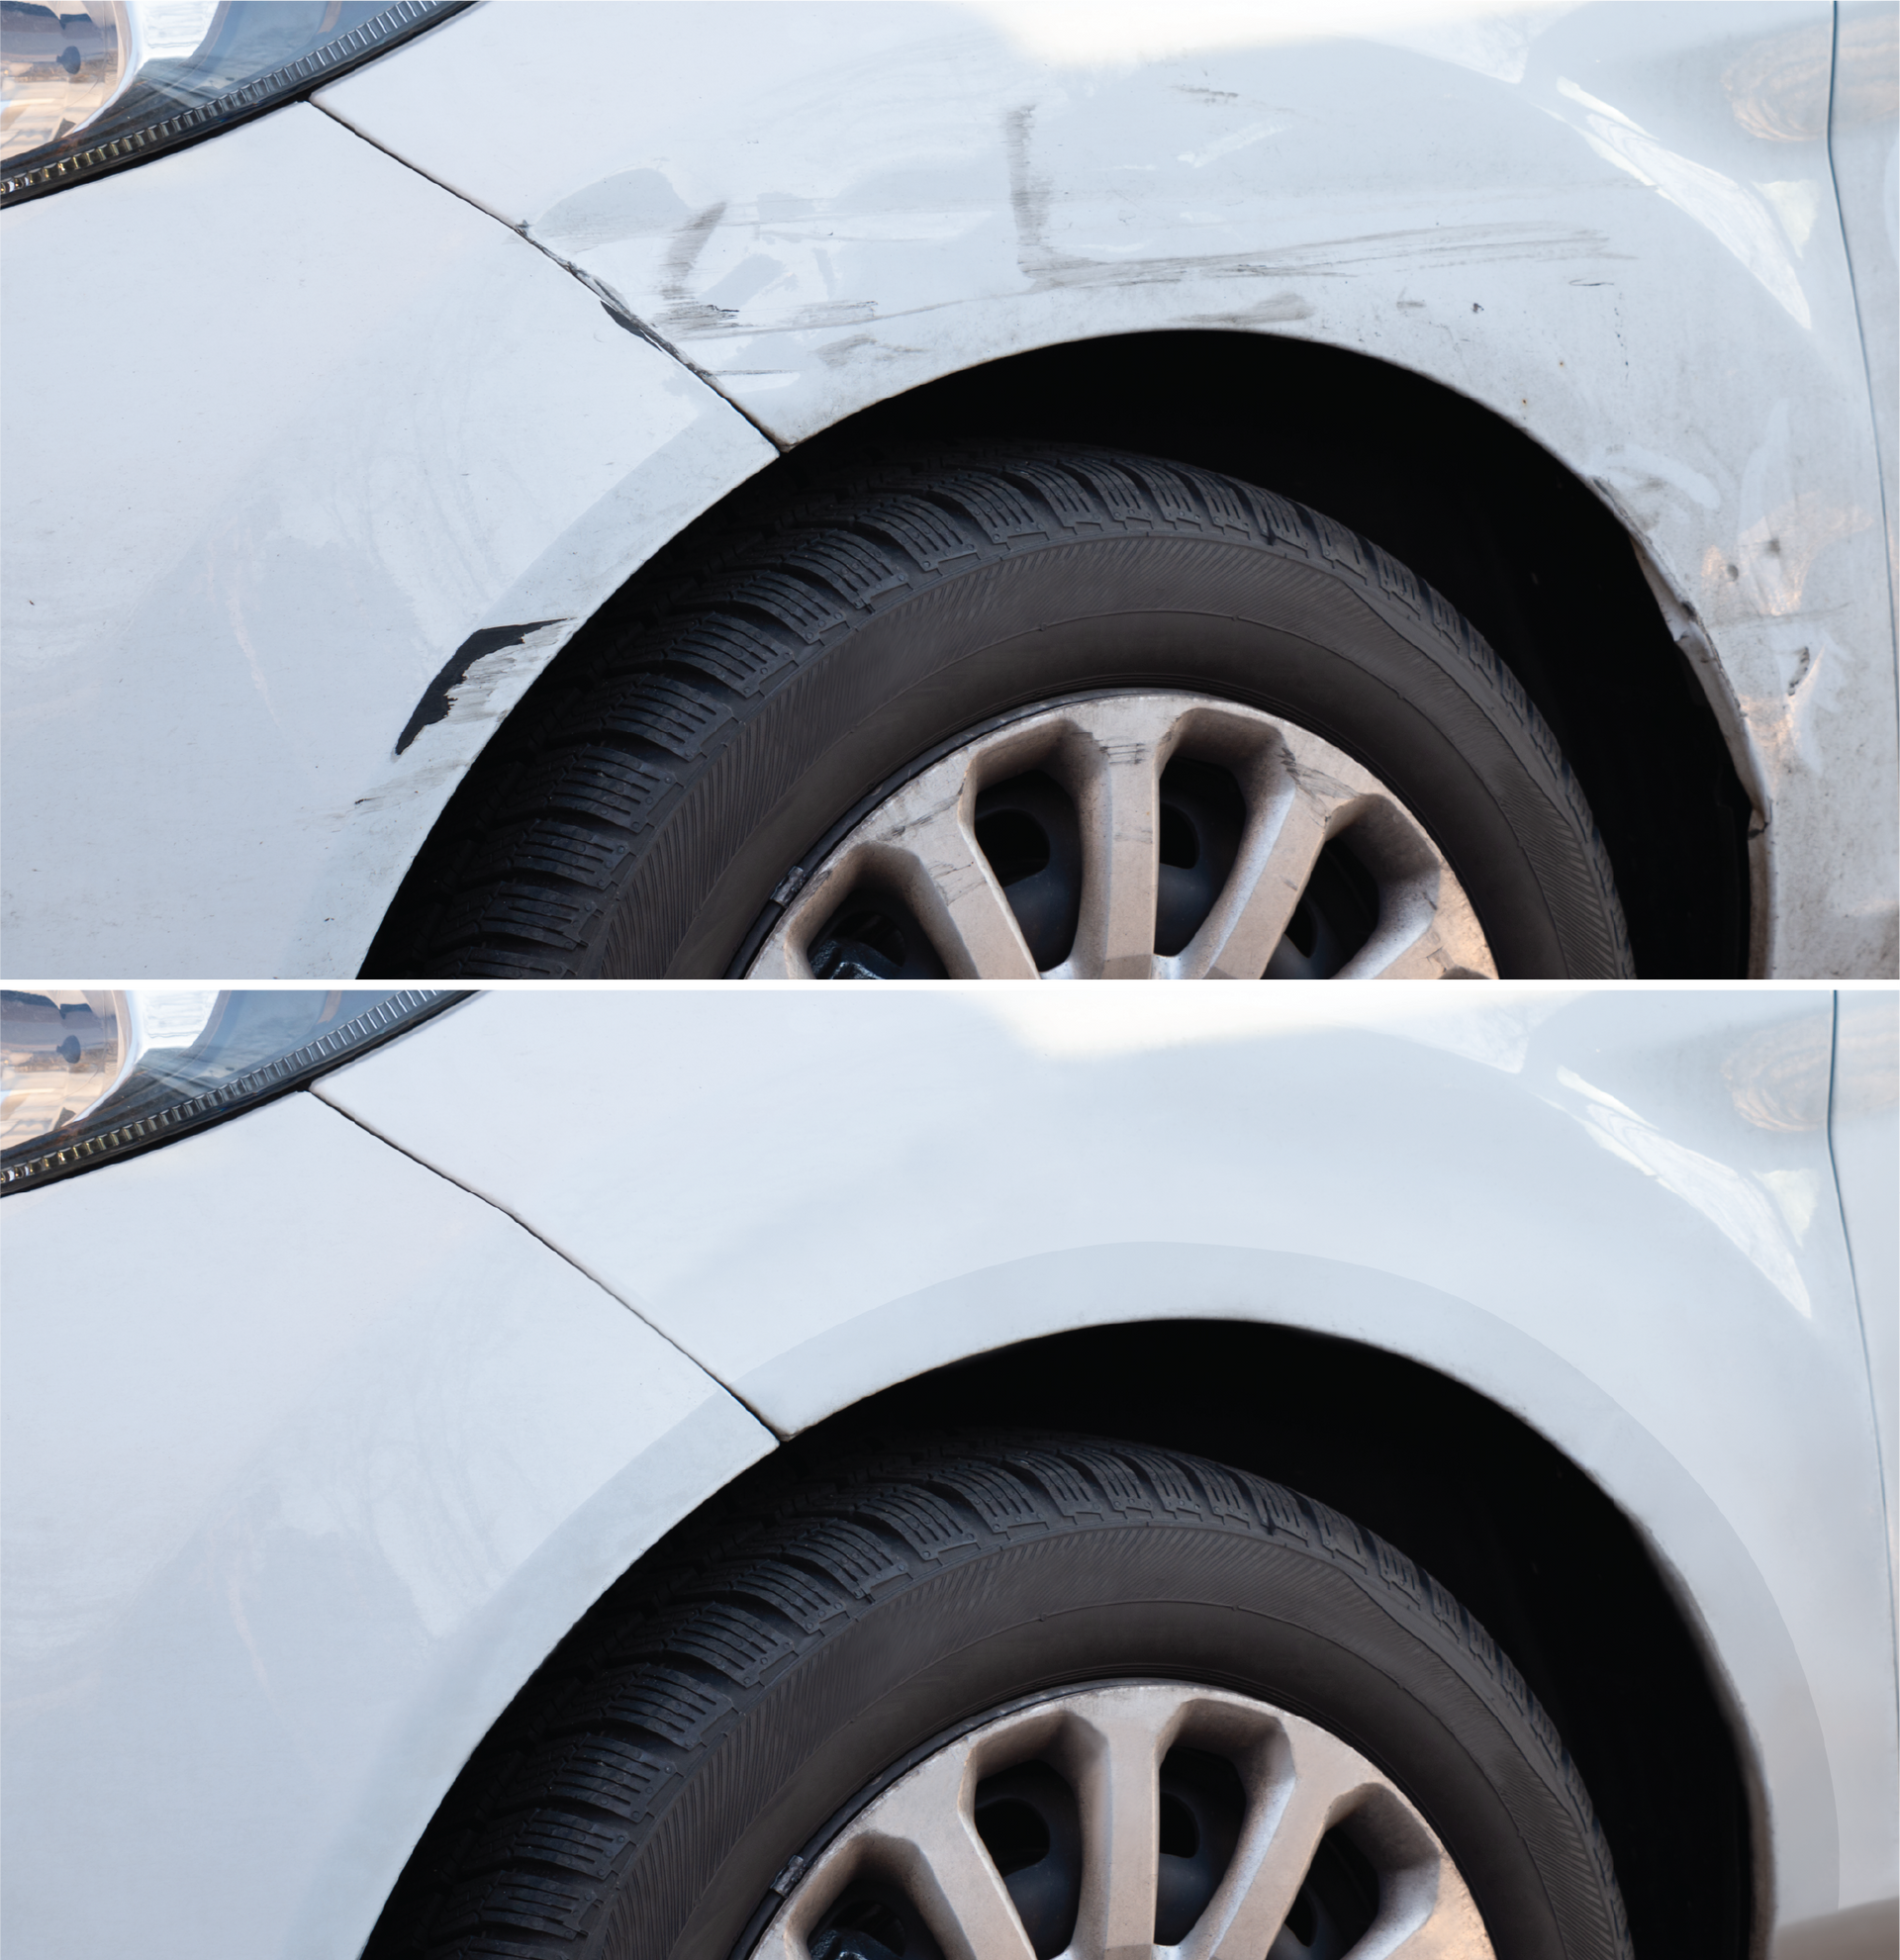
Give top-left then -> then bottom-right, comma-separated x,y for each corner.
381,447 -> 1633,979
366,1433 -> 1634,1960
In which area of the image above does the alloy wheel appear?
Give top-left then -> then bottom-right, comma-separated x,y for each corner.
758,1681 -> 1492,1960
747,696 -> 1496,980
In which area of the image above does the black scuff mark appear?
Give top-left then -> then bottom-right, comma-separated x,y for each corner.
662,201 -> 729,302
1180,294 -> 1313,327
658,300 -> 744,334
1003,104 -> 1091,282
1004,103 -> 1051,277
395,620 -> 568,756
816,331 -> 923,367
600,298 -> 668,347
654,208 -> 743,330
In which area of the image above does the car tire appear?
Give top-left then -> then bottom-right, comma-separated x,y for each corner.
364,1434 -> 1632,1960
370,446 -> 1634,980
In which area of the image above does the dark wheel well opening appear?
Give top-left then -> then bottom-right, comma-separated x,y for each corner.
380,1320 -> 1753,1960
366,330 -> 1753,979
798,1320 -> 1753,1960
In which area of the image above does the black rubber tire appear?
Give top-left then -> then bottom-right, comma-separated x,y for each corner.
364,1434 -> 1633,1960
371,445 -> 1635,979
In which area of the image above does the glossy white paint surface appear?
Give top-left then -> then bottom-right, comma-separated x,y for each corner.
1817,995 -> 1896,1960
1833,989 -> 1900,1596
321,0 -> 1898,977
0,100 -> 774,979
315,985 -> 1898,1929
0,1087 -> 776,1960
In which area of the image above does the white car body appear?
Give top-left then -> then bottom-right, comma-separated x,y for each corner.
2,985 -> 1895,1959
1,1 -> 1894,979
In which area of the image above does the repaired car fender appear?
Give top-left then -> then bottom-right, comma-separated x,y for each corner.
0,1088 -> 774,1960
312,985 -> 1898,1943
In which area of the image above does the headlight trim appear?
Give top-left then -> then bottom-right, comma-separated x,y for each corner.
1,0 -> 471,207
1,988 -> 467,1192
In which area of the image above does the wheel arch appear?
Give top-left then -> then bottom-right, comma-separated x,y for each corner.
785,1313 -> 1767,1960
371,1295 -> 1783,1960
364,327 -> 1755,980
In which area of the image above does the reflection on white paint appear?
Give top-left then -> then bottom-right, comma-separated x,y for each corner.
1556,77 -> 1811,327
1758,1166 -> 1823,1242
1757,177 -> 1824,253
968,0 -> 1577,70
1554,1064 -> 1812,1315
975,983 -> 1580,1064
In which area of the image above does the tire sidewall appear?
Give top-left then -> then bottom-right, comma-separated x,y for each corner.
600,536 -> 1605,979
607,1523 -> 1609,1960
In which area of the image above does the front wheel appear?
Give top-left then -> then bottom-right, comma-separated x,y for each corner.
366,1435 -> 1632,1960
379,446 -> 1634,980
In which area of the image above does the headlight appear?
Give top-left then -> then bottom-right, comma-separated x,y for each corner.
1,988 -> 462,1191
1,0 -> 466,206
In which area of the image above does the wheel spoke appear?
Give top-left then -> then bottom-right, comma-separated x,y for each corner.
1069,1695 -> 1173,1958
1064,704 -> 1169,980
1192,1726 -> 1372,1959
1361,1869 -> 1493,1960
869,1752 -> 1041,1960
1341,866 -> 1495,980
1180,780 -> 1331,981
890,798 -> 1040,980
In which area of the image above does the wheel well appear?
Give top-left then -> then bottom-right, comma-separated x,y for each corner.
409,1319 -> 1754,1959
788,1319 -> 1757,1960
366,329 -> 1754,978
792,1317 -> 1757,1960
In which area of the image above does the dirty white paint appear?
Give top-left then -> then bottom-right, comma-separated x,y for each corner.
0,101 -> 774,979
2,1 -> 1893,974
318,0 -> 1895,977
312,984 -> 1899,1935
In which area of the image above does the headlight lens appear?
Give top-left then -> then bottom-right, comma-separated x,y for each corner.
1,988 -> 462,1191
1,0 -> 466,206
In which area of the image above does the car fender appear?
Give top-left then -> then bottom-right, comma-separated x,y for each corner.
313,983 -> 1898,1936
0,102 -> 775,978
0,1088 -> 774,1960
321,0 -> 1899,976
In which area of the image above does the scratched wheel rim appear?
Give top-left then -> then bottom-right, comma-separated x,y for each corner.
746,693 -> 1497,980
752,1680 -> 1494,1960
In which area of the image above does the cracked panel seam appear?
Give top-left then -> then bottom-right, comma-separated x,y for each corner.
308,98 -> 789,454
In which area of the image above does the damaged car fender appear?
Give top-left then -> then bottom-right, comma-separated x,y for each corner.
319,0 -> 1899,977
